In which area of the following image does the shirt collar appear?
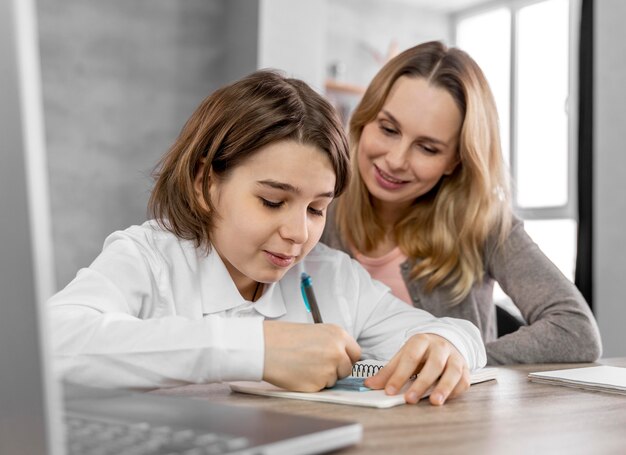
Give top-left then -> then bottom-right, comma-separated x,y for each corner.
198,248 -> 287,318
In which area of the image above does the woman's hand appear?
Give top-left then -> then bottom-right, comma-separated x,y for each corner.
263,321 -> 361,392
363,333 -> 470,405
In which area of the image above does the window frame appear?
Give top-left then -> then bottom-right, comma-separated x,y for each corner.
451,0 -> 580,221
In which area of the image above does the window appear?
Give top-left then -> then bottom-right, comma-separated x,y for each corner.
454,0 -> 579,282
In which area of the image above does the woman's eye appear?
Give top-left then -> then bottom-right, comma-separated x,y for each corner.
379,124 -> 397,136
308,207 -> 324,217
420,144 -> 438,155
260,198 -> 283,209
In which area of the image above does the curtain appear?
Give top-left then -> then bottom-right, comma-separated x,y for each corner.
575,0 -> 594,310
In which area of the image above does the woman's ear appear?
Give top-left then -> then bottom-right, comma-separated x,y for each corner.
443,157 -> 460,176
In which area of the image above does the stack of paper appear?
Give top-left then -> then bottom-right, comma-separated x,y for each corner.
528,365 -> 626,395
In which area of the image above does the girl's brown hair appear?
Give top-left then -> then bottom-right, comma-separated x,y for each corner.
149,70 -> 350,250
336,41 -> 512,304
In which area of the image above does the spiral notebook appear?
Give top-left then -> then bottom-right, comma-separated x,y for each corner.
229,360 -> 498,409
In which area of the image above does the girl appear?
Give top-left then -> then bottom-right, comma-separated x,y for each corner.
322,41 -> 602,364
49,70 -> 485,406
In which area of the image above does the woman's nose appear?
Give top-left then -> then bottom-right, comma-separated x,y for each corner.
384,142 -> 409,171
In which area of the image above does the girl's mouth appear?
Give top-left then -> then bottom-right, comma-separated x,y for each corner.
263,251 -> 295,268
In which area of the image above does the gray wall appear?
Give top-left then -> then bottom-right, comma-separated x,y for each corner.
595,0 -> 626,356
38,0 -> 449,289
37,0 -> 228,288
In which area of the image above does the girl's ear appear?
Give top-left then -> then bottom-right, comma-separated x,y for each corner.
194,159 -> 210,209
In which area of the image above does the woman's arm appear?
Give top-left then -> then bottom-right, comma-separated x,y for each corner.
486,218 -> 602,364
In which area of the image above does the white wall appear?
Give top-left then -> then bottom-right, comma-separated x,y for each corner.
326,0 -> 450,88
595,0 -> 626,356
256,0 -> 451,93
258,0 -> 328,91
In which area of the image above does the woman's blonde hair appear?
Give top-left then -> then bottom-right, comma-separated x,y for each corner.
149,70 -> 350,251
336,41 -> 512,304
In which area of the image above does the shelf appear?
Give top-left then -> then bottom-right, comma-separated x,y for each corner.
324,79 -> 366,96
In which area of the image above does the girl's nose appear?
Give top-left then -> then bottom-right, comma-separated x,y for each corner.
279,209 -> 309,244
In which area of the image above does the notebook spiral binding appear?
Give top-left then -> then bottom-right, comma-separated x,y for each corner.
351,363 -> 383,378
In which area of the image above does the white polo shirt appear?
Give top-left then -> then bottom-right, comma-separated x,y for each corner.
49,221 -> 486,389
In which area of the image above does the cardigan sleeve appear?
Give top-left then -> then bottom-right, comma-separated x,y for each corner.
485,217 -> 602,364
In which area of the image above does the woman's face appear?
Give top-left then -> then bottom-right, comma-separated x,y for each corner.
357,76 -> 462,215
198,140 -> 336,296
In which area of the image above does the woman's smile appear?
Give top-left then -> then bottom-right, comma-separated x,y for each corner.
374,164 -> 411,190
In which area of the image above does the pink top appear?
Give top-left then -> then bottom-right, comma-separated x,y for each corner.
353,247 -> 412,305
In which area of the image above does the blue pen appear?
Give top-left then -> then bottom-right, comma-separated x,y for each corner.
300,272 -> 323,323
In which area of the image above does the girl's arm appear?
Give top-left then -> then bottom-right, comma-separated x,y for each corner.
486,218 -> 602,364
49,231 -> 265,389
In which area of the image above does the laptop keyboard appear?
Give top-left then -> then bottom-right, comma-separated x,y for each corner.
65,413 -> 253,455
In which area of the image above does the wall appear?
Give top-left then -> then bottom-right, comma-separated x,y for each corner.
258,0 -> 327,91
37,0 -> 228,288
326,0 -> 450,88
595,0 -> 626,356
37,0 -> 449,289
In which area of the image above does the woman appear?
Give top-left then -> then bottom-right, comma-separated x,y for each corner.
48,70 -> 486,405
322,41 -> 602,364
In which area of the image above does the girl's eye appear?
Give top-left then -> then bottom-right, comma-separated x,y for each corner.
260,198 -> 283,209
308,207 -> 324,217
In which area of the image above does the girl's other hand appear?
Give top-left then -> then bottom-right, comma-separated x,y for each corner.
363,333 -> 470,405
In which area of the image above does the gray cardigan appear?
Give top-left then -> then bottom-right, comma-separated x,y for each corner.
321,206 -> 602,365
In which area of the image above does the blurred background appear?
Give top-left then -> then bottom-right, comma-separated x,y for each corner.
4,0 -> 625,355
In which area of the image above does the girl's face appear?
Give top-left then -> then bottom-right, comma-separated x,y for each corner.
357,76 -> 462,215
201,140 -> 336,297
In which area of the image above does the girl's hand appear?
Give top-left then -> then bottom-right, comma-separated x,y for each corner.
263,321 -> 361,392
363,333 -> 470,405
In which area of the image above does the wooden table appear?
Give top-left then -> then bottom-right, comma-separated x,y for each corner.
155,358 -> 626,454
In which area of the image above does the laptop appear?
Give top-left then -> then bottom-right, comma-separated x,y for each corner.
0,2 -> 362,453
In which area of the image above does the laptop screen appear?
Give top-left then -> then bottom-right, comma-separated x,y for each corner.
0,0 -> 62,453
